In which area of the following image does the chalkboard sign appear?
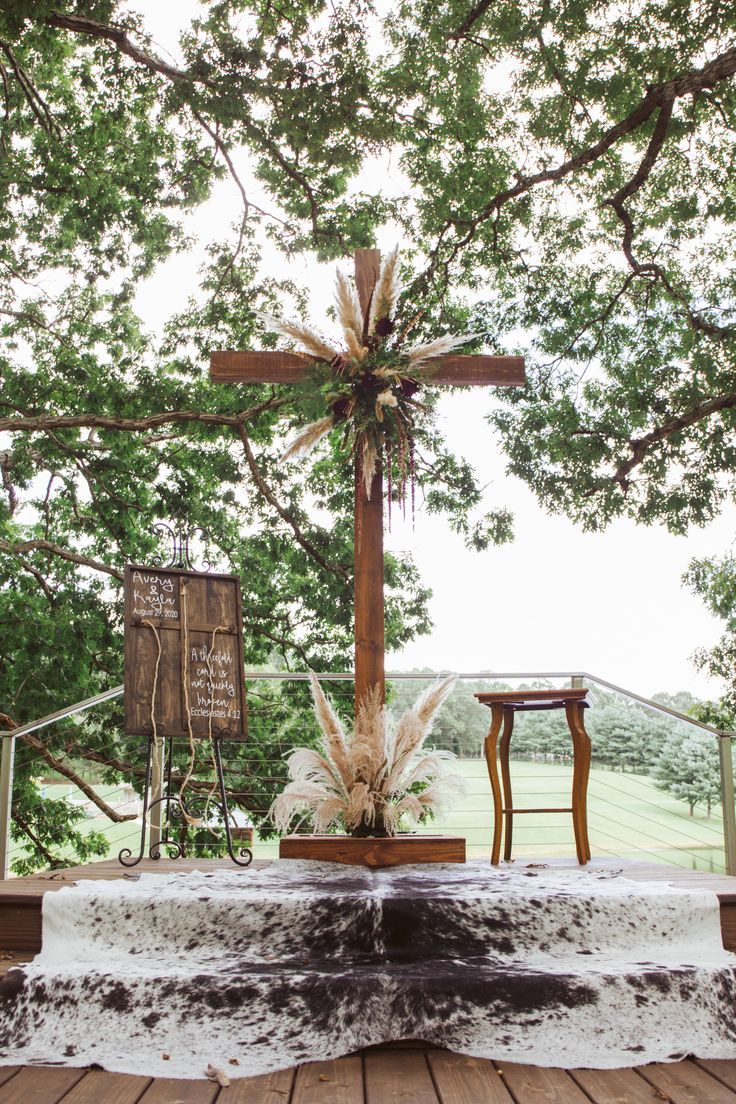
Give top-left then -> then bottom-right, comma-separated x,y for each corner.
123,565 -> 248,740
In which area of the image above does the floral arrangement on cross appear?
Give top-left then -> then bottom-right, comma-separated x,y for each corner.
263,248 -> 473,839
262,246 -> 480,509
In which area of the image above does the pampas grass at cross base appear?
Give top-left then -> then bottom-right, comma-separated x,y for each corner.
269,673 -> 465,836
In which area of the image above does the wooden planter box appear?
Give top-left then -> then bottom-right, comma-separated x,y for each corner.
279,834 -> 466,868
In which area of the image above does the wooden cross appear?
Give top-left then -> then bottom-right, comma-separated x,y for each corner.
210,249 -> 525,713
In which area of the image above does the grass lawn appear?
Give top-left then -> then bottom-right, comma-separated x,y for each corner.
419,759 -> 727,872
9,761 -> 727,874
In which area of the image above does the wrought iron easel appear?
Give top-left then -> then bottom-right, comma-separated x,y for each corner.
118,727 -> 253,868
120,521 -> 252,868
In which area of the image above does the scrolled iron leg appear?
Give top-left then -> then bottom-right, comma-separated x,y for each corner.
118,734 -> 154,867
213,736 -> 252,867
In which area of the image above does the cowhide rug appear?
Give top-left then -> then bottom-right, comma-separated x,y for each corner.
1,860 -> 735,1080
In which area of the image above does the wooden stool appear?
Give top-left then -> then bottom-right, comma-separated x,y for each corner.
475,688 -> 592,865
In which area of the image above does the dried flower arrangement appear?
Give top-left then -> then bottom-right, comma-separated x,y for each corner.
270,672 -> 465,838
261,247 -> 481,505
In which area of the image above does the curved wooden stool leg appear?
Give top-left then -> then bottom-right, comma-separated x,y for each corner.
576,703 -> 592,860
566,700 -> 592,864
484,704 -> 504,865
500,708 -> 515,861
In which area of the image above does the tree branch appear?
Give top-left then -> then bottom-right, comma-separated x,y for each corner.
10,553 -> 57,603
20,732 -> 137,823
0,41 -> 61,137
12,809 -> 63,868
0,538 -> 122,580
0,397 -> 286,435
604,101 -> 674,271
450,0 -> 494,39
607,391 -> 736,491
236,425 -> 350,581
437,45 -> 736,254
44,11 -> 216,89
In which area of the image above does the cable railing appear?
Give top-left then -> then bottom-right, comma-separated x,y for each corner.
2,671 -> 734,878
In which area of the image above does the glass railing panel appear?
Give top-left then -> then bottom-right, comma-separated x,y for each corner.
581,677 -> 726,873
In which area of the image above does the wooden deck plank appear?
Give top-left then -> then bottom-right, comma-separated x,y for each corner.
135,1076 -> 219,1103
496,1063 -> 592,1103
427,1050 -> 514,1103
0,1066 -> 86,1103
0,955 -> 32,978
695,1060 -> 736,1093
364,1049 -> 438,1104
570,1066 -> 672,1102
224,1065 -> 296,1103
3,1054 -> 736,1104
291,1055 -> 364,1104
57,1070 -> 151,1104
636,1059 -> 736,1103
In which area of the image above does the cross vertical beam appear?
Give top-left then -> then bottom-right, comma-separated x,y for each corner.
210,248 -> 525,722
353,249 -> 385,711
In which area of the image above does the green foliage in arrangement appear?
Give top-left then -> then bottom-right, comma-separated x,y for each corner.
1,0 -> 735,866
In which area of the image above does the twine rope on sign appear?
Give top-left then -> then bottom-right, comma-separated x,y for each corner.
179,578 -> 228,831
141,619 -> 163,827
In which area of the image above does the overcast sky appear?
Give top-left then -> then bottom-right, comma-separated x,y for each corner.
135,2 -> 735,700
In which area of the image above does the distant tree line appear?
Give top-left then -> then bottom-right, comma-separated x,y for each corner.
389,677 -> 721,818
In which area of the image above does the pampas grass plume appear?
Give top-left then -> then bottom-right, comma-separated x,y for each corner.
368,246 -> 401,335
259,312 -> 337,362
281,416 -> 335,462
308,671 -> 353,790
335,271 -> 365,347
406,333 -> 483,367
270,672 -> 463,836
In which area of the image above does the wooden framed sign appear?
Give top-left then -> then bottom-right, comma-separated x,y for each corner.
123,564 -> 248,740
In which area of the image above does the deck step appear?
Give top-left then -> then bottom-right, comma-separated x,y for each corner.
2,856 -> 736,954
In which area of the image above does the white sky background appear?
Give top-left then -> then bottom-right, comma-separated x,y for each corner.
136,2 -> 736,700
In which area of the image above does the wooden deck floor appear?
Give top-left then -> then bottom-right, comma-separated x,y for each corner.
3,1048 -> 736,1103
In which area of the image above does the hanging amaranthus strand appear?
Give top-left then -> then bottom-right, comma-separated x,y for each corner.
261,247 -> 484,502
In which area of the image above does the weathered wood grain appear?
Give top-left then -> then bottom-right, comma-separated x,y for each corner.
354,458 -> 384,710
278,834 -> 466,867
209,351 -> 526,387
364,1049 -> 437,1104
5,1050 -> 736,1104
60,1070 -> 151,1104
135,1077 -> 218,1103
291,1054 -> 364,1104
497,1063 -> 592,1103
124,565 -> 247,740
427,1050 -> 514,1103
570,1065 -> 668,1103
0,1066 -> 87,1104
637,1059 -> 736,1104
222,1065 -> 296,1104
211,349 -> 311,383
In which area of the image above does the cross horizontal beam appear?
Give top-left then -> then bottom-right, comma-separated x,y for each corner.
210,351 -> 525,387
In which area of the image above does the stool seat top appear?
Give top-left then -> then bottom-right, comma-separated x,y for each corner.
475,687 -> 588,707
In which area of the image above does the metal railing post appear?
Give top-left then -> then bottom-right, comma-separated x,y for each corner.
0,734 -> 16,880
719,733 -> 736,876
571,675 -> 584,689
